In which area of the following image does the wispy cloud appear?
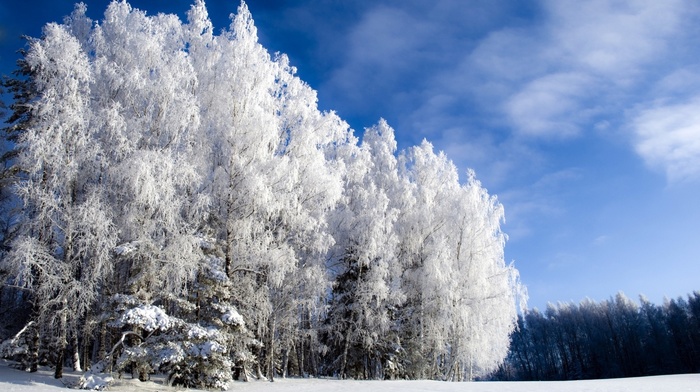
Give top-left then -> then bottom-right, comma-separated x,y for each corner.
544,0 -> 682,78
632,96 -> 700,182
504,72 -> 597,138
266,0 -> 700,189
317,1 -> 515,132
592,235 -> 610,246
321,4 -> 444,122
466,0 -> 688,140
627,66 -> 700,182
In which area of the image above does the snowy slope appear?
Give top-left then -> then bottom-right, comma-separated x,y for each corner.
1,361 -> 698,392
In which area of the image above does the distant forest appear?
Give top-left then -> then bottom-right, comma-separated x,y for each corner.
491,291 -> 700,381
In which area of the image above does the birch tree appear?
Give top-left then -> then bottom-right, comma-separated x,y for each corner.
85,2 -> 206,318
325,119 -> 403,379
4,22 -> 116,378
395,141 -> 522,380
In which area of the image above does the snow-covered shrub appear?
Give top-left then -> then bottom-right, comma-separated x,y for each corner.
117,305 -> 173,333
103,227 -> 256,389
0,322 -> 33,363
75,371 -> 114,390
109,296 -> 251,390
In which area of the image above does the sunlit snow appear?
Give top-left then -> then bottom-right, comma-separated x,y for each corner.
0,361 -> 698,392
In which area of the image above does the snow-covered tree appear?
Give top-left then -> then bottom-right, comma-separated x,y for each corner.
4,22 -> 117,378
443,171 -> 522,380
0,1 -> 524,388
325,119 -> 403,379
394,141 -> 522,380
189,3 -> 351,379
90,1 -> 204,301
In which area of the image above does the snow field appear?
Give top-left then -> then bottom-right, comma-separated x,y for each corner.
0,361 -> 698,392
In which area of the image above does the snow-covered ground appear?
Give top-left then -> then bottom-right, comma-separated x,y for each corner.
1,360 -> 698,392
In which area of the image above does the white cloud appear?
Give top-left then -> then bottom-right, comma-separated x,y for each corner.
545,0 -> 682,78
320,4 -> 448,120
468,28 -> 547,84
633,96 -> 700,182
462,0 -> 688,138
437,129 -> 543,189
318,0 -> 690,144
317,1 -> 521,131
303,0 -> 699,186
650,67 -> 700,100
504,72 -> 595,138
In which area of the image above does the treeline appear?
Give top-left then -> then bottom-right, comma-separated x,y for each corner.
491,292 -> 700,381
0,1 -> 522,389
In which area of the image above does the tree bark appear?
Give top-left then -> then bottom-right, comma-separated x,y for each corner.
309,334 -> 318,377
54,307 -> 68,379
297,338 -> 305,377
98,321 -> 108,365
54,345 -> 65,378
340,331 -> 350,379
267,316 -> 276,382
29,325 -> 39,372
282,343 -> 289,378
72,331 -> 82,372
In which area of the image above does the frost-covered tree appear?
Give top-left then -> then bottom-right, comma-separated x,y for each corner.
266,54 -> 351,379
4,22 -> 117,378
394,141 -> 522,380
395,141 -> 459,378
0,1 -> 523,388
324,119 -> 403,379
189,2 -> 293,380
443,171 -> 522,380
89,0 -> 204,301
189,2 -> 350,379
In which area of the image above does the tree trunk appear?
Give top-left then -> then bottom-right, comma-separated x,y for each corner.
138,367 -> 149,382
82,323 -> 92,371
54,346 -> 65,378
297,338 -> 305,377
363,353 -> 369,379
28,321 -> 40,373
267,316 -> 276,382
72,331 -> 82,372
340,331 -> 350,379
240,360 -> 250,382
54,308 -> 68,379
282,344 -> 289,378
468,353 -> 474,382
255,344 -> 265,380
309,335 -> 318,377
98,321 -> 108,367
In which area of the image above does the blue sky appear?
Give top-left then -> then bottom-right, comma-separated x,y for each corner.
2,0 -> 700,310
